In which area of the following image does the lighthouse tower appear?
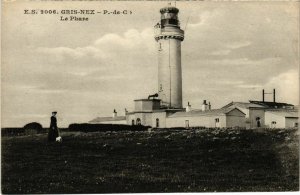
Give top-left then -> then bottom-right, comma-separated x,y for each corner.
155,5 -> 184,109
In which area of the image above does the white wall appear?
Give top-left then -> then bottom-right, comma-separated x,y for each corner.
285,117 -> 298,128
134,101 -> 159,111
158,38 -> 182,108
225,109 -> 246,128
126,113 -> 135,125
264,112 -> 285,128
151,112 -> 167,128
249,109 -> 265,128
166,115 -> 227,128
126,112 -> 153,126
226,115 -> 246,128
127,109 -> 246,128
98,120 -> 127,125
225,106 -> 249,128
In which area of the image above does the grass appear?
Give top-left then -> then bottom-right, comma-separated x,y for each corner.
1,128 -> 299,193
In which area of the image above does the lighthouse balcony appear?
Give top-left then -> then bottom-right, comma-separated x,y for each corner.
155,33 -> 184,41
155,28 -> 184,41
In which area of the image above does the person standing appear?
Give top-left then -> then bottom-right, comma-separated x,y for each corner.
48,111 -> 59,142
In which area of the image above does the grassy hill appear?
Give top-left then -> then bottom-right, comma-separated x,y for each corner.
1,128 -> 299,193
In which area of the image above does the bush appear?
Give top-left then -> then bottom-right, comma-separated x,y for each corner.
68,123 -> 150,132
23,122 -> 43,134
1,128 -> 25,136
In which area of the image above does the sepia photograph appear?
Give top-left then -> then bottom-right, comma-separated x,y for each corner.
1,0 -> 299,193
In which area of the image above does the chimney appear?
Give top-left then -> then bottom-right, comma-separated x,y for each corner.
113,109 -> 117,118
208,102 -> 211,110
186,102 -> 191,112
262,89 -> 265,102
202,100 -> 208,111
273,89 -> 276,102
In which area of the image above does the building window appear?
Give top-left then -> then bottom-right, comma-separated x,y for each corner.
156,118 -> 159,128
136,118 -> 141,125
132,119 -> 135,125
185,120 -> 189,128
215,118 -> 219,123
295,123 -> 298,128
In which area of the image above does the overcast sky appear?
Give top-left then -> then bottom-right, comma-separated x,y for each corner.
2,0 -> 299,127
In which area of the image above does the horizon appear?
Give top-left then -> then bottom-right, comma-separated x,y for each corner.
2,0 -> 299,128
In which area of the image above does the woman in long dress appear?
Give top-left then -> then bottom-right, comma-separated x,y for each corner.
48,111 -> 59,142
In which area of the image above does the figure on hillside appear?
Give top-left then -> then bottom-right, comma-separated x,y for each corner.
48,111 -> 59,142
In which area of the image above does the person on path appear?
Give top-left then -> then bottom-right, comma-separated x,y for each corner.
48,111 -> 59,142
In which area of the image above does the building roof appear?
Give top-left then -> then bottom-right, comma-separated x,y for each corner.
134,99 -> 161,102
266,110 -> 298,118
249,100 -> 294,108
89,116 -> 126,123
222,102 -> 266,109
127,108 -> 184,115
167,107 -> 245,118
222,101 -> 295,110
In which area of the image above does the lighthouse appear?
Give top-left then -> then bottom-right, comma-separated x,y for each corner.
155,5 -> 184,109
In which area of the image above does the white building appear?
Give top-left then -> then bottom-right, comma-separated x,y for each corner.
125,99 -> 246,128
166,107 -> 245,128
222,101 -> 298,129
265,110 -> 298,128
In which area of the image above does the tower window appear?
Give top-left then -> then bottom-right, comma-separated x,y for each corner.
159,84 -> 163,92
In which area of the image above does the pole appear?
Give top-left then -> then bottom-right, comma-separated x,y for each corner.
169,38 -> 171,108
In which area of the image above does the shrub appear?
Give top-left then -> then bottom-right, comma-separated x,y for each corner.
23,122 -> 43,134
1,128 -> 24,136
68,123 -> 150,132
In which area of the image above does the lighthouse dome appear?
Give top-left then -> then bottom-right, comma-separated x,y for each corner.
160,6 -> 179,14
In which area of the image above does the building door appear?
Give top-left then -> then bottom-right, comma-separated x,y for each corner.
185,120 -> 189,128
156,118 -> 159,128
215,118 -> 220,128
271,121 -> 276,128
256,117 -> 261,127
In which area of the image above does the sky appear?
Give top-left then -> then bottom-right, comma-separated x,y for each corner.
2,0 -> 299,127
